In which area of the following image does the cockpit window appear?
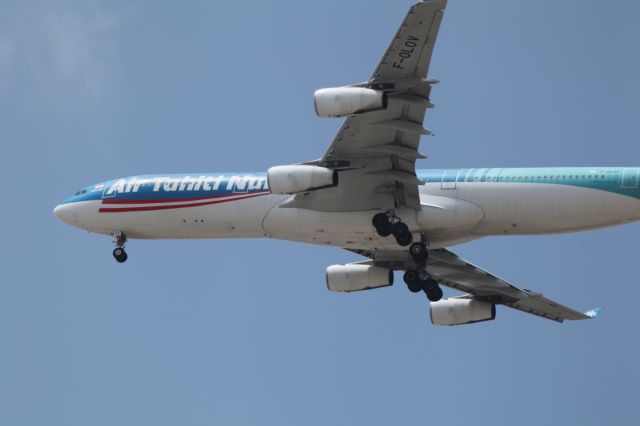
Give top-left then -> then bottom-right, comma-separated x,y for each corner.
74,188 -> 88,196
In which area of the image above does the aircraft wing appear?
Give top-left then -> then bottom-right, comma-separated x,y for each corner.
299,0 -> 447,212
425,249 -> 595,322
352,248 -> 598,323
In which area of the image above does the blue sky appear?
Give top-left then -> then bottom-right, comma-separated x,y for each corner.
1,1 -> 639,424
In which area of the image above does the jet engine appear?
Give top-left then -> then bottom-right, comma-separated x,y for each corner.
267,165 -> 338,195
314,87 -> 387,118
326,264 -> 393,292
429,299 -> 496,326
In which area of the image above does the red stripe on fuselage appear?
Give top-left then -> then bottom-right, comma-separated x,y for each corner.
98,192 -> 270,213
101,190 -> 270,205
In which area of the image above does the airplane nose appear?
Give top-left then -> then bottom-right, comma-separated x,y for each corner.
53,204 -> 63,219
53,203 -> 75,225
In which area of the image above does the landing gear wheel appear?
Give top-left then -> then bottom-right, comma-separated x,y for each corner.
403,270 -> 422,293
391,222 -> 413,247
372,213 -> 389,228
425,285 -> 443,302
409,242 -> 428,263
372,213 -> 393,237
423,278 -> 438,291
391,222 -> 409,238
397,233 -> 412,247
112,231 -> 128,263
403,270 -> 418,284
376,222 -> 392,237
407,282 -> 422,293
113,248 -> 128,263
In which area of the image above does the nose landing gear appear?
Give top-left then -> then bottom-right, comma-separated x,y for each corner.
113,248 -> 128,263
112,231 -> 128,263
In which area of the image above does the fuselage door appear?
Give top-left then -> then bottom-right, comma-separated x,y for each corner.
441,170 -> 459,190
622,168 -> 639,189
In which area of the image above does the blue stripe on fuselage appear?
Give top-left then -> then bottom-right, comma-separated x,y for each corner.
60,167 -> 640,205
61,173 -> 269,204
418,167 -> 640,200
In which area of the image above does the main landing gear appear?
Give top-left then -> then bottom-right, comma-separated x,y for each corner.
372,212 -> 440,299
403,245 -> 440,300
371,212 -> 430,263
112,231 -> 128,263
371,212 -> 413,247
403,269 -> 443,302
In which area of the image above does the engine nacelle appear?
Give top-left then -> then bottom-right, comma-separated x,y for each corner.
429,299 -> 496,326
326,264 -> 393,292
314,87 -> 387,118
267,165 -> 338,195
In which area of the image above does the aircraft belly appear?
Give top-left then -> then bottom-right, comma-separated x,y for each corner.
417,194 -> 484,231
262,202 -> 480,250
263,207 -> 392,248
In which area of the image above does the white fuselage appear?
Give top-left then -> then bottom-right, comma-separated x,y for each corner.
54,168 -> 640,251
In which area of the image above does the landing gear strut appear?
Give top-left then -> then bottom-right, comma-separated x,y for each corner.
371,212 -> 413,246
112,231 -> 128,263
403,269 -> 443,301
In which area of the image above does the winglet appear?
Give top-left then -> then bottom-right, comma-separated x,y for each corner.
584,307 -> 604,319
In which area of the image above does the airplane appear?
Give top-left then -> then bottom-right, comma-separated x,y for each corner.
53,0 -> 638,326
